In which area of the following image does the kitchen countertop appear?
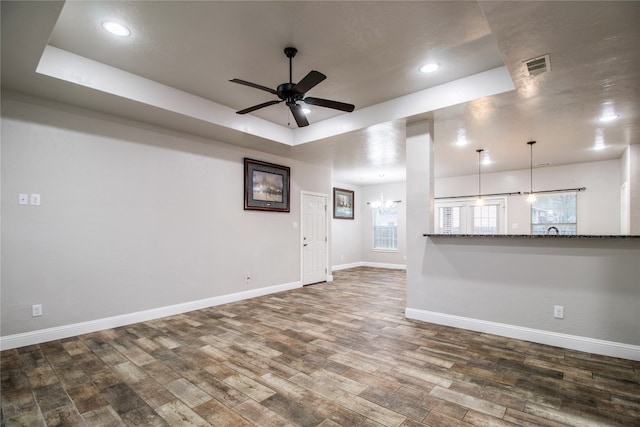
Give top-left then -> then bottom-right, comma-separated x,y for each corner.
423,234 -> 640,239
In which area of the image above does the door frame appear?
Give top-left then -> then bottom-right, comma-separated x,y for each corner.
300,191 -> 330,285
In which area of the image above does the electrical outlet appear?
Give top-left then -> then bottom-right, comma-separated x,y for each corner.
32,304 -> 43,317
30,194 -> 41,206
245,273 -> 251,284
553,305 -> 564,319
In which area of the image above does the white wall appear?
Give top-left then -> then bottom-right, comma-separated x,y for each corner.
621,147 -> 631,234
330,182 -> 362,268
408,237 -> 640,359
1,93 -> 330,338
331,181 -> 408,270
360,182 -> 407,268
334,158 -> 624,273
406,126 -> 640,360
628,145 -> 640,234
436,160 -> 621,235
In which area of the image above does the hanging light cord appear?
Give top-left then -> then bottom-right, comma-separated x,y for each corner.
529,144 -> 533,194
527,141 -> 536,195
476,149 -> 484,198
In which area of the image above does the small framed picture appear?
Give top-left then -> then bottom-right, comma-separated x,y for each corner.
333,187 -> 354,219
244,158 -> 290,212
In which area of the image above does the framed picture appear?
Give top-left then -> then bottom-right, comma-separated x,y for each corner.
333,187 -> 354,219
244,158 -> 290,212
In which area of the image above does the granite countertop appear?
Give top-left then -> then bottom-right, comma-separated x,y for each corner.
423,234 -> 640,239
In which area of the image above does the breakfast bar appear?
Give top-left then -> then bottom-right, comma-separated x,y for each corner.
405,233 -> 640,360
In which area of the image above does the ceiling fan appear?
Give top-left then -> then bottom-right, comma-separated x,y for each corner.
230,47 -> 355,127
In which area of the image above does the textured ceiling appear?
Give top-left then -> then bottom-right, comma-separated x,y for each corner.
47,1 -> 504,126
1,1 -> 639,184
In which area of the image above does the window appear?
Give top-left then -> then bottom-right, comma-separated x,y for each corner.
435,198 -> 506,234
438,206 -> 461,234
473,204 -> 498,234
373,206 -> 398,250
531,193 -> 577,235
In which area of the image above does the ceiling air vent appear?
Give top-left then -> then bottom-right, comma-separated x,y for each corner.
524,54 -> 550,76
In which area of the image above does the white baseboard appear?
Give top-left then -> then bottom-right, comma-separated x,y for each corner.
0,281 -> 301,351
332,262 -> 406,272
405,308 -> 640,362
332,262 -> 364,271
364,262 -> 406,270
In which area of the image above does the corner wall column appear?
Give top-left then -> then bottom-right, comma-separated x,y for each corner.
405,121 -> 434,301
629,145 -> 640,234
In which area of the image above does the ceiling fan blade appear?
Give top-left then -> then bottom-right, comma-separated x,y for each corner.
304,97 -> 355,112
229,78 -> 278,95
289,104 -> 309,127
236,100 -> 282,114
293,70 -> 326,94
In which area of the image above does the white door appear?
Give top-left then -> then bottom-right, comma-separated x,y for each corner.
302,193 -> 327,285
621,183 -> 630,234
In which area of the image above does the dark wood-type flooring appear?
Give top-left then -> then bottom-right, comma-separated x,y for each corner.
2,267 -> 639,426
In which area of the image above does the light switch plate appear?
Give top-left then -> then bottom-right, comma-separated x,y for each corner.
19,194 -> 28,205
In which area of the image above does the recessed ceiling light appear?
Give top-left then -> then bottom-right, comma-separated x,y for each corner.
302,108 -> 311,114
102,21 -> 131,37
419,63 -> 439,73
598,114 -> 619,122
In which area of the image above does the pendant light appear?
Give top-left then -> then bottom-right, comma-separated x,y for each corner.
526,140 -> 537,203
476,149 -> 484,206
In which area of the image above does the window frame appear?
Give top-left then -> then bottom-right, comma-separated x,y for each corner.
434,197 -> 507,235
371,205 -> 399,251
530,192 -> 577,235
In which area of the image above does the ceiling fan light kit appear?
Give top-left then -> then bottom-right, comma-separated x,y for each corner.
230,47 -> 355,127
